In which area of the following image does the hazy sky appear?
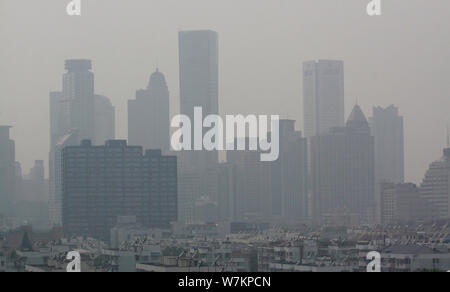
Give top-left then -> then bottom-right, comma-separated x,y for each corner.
0,0 -> 449,183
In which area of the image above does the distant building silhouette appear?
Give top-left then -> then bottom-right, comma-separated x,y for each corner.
370,105 -> 405,184
0,126 -> 16,216
94,94 -> 115,145
62,140 -> 177,241
270,120 -> 308,223
311,105 -> 375,225
128,69 -> 170,152
49,131 -> 78,226
379,182 -> 434,225
227,138 -> 271,222
420,148 -> 450,219
178,30 -> 219,171
50,60 -> 115,227
63,59 -> 95,142
303,60 -> 345,138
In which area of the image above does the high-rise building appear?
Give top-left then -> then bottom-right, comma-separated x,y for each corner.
270,120 -> 308,223
49,131 -> 78,226
63,59 -> 95,142
227,139 -> 272,222
311,105 -> 375,224
50,60 -> 113,226
128,69 -> 170,152
303,60 -> 345,138
94,95 -> 115,145
49,91 -> 70,149
420,148 -> 450,219
178,30 -> 219,171
62,140 -> 177,241
0,126 -> 16,215
370,105 -> 405,184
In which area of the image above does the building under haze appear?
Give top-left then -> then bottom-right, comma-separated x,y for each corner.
178,30 -> 219,171
311,105 -> 375,225
94,95 -> 115,145
63,59 -> 95,142
227,139 -> 272,222
303,60 -> 345,138
62,140 -> 177,241
370,105 -> 405,184
270,120 -> 308,223
128,69 -> 170,152
50,60 -> 115,227
420,148 -> 450,219
379,182 -> 434,225
0,126 -> 16,216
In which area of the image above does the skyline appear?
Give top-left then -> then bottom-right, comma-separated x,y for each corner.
0,0 -> 449,184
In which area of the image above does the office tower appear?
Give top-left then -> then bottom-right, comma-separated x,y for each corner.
50,60 -> 111,226
63,59 -> 95,142
177,170 -> 201,224
49,131 -> 78,226
49,91 -> 70,149
270,120 -> 308,223
0,126 -> 16,215
178,30 -> 219,171
62,140 -> 177,241
420,148 -> 450,219
303,60 -> 345,138
311,105 -> 375,225
128,69 -> 170,152
227,138 -> 272,222
379,182 -> 434,225
370,105 -> 405,184
94,95 -> 115,145
29,160 -> 46,202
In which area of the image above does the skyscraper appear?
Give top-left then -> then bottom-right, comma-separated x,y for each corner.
303,60 -> 345,138
270,120 -> 308,223
50,60 -> 113,226
227,138 -> 272,222
178,30 -> 219,171
420,148 -> 450,219
0,126 -> 16,215
128,69 -> 170,152
370,105 -> 405,184
94,94 -> 115,145
63,59 -> 95,142
311,105 -> 375,224
62,140 -> 177,241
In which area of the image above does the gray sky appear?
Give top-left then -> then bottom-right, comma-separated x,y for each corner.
0,0 -> 449,183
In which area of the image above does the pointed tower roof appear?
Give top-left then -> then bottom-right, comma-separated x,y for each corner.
347,104 -> 368,124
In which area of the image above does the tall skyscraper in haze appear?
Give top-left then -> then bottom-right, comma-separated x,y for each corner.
128,69 -> 170,152
49,91 -> 70,149
50,59 -> 111,226
63,59 -> 95,142
0,126 -> 16,216
270,120 -> 308,223
179,30 -> 219,171
370,105 -> 405,184
94,94 -> 115,145
311,105 -> 375,224
303,60 -> 345,138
